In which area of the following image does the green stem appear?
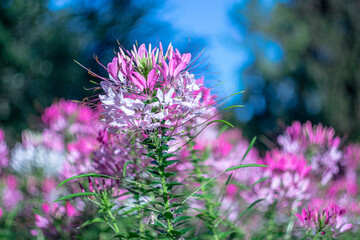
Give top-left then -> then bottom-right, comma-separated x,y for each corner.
190,142 -> 220,240
107,209 -> 120,234
159,154 -> 175,237
313,231 -> 321,240
152,135 -> 176,239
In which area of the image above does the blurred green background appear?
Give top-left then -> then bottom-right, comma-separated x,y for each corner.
1,0 -> 360,148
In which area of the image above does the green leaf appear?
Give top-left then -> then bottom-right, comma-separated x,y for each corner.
164,172 -> 177,177
225,164 -> 267,172
221,104 -> 244,111
149,180 -> 161,186
229,181 -> 250,190
80,218 -> 105,228
172,216 -> 192,224
54,192 -> 97,202
225,173 -> 233,186
164,160 -> 179,166
206,120 -> 234,128
57,173 -> 116,188
167,181 -> 183,187
174,206 -> 188,214
127,232 -> 147,239
219,231 -> 234,239
251,176 -> 269,188
238,199 -> 265,218
123,161 -> 133,177
163,212 -> 174,220
241,136 -> 257,164
178,227 -> 195,235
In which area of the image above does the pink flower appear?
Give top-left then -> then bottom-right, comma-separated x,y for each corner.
65,201 -> 78,217
244,149 -> 311,208
35,214 -> 50,228
92,131 -> 147,176
90,42 -> 213,137
296,203 -> 352,237
278,121 -> 342,185
0,129 -> 9,173
1,175 -> 23,210
42,99 -> 95,136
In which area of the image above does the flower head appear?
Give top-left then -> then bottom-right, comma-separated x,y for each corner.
296,203 -> 352,237
42,99 -> 95,136
244,149 -> 311,208
91,43 -> 213,137
278,121 -> 342,185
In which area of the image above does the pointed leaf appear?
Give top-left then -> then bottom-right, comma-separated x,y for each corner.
54,192 -> 97,202
251,176 -> 269,188
241,136 -> 257,164
173,216 -> 192,224
225,164 -> 267,172
80,218 -> 105,228
123,161 -> 133,177
57,173 -> 116,188
238,199 -> 265,218
225,173 -> 233,186
207,120 -> 234,128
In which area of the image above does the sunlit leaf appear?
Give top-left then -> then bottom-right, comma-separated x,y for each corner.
54,192 -> 97,202
57,173 -> 116,188
251,177 -> 269,188
123,161 -> 133,177
225,164 -> 267,172
241,136 -> 257,164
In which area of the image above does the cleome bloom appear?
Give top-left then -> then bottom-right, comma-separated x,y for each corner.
244,149 -> 312,208
42,99 -> 95,136
295,203 -> 352,238
278,121 -> 342,185
91,43 -> 212,137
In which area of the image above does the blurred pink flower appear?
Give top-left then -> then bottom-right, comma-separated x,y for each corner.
0,129 -> 9,174
42,99 -> 95,136
1,174 -> 23,210
244,149 -> 311,208
278,121 -> 342,185
296,203 -> 352,237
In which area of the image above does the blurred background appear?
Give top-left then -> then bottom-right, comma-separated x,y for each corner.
1,0 -> 360,150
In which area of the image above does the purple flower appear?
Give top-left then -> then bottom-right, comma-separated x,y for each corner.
278,121 -> 342,185
244,149 -> 311,208
1,174 -> 23,210
42,99 -> 95,136
89,42 -> 214,137
296,203 -> 352,237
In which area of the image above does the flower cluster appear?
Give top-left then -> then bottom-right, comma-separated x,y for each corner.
2,39 -> 360,239
42,99 -> 95,136
92,130 -> 147,176
245,149 -> 312,208
33,202 -> 80,238
278,121 -> 342,185
95,43 -> 210,136
296,203 -> 352,237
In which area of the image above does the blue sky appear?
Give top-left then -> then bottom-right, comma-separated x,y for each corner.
157,0 -> 250,98
49,0 -> 285,120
